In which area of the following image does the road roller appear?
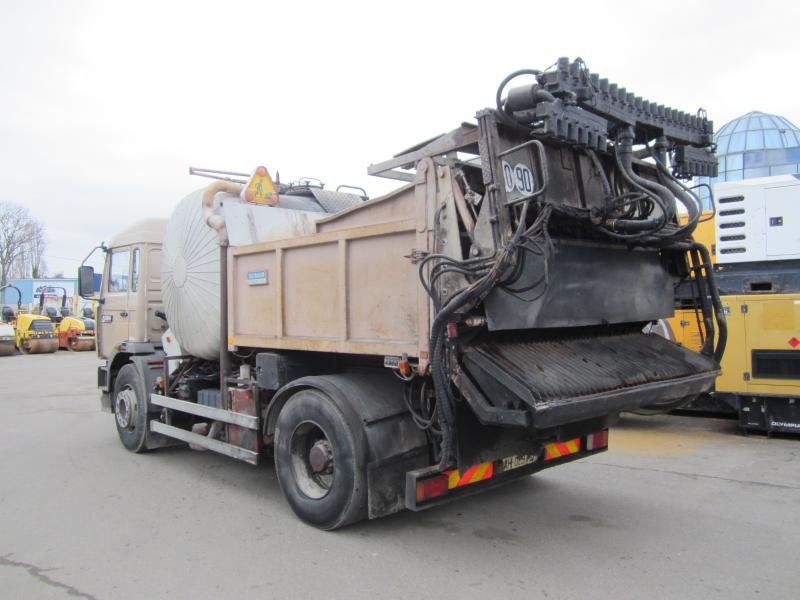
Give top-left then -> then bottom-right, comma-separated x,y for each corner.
56,306 -> 96,351
12,290 -> 59,354
47,287 -> 96,351
0,285 -> 22,356
15,313 -> 59,354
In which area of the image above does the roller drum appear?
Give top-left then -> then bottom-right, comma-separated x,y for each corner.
21,338 -> 59,354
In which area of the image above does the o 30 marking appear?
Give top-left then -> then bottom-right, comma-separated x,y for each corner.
501,160 -> 534,195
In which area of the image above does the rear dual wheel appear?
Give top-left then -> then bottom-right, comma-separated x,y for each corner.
274,389 -> 367,530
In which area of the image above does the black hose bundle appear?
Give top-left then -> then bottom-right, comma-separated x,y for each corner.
421,200 -> 554,468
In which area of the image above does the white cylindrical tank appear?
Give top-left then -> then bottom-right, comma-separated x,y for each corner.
161,185 -> 329,360
161,189 -> 235,360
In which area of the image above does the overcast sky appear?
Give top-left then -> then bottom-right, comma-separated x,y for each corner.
2,0 -> 798,275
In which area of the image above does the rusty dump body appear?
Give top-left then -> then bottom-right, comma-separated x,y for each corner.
227,122 -> 724,427
95,57 -> 727,527
228,174 -> 426,359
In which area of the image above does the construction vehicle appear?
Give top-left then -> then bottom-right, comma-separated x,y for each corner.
656,209 -> 738,414
14,313 -> 58,355
0,285 -> 21,356
41,286 -> 96,351
81,57 -> 725,529
666,210 -> 717,350
1,284 -> 58,354
709,175 -> 800,433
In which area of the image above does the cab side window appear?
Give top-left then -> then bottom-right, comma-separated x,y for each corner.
108,249 -> 130,293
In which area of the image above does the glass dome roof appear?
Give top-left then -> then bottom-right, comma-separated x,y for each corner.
694,111 -> 800,208
713,110 -> 800,182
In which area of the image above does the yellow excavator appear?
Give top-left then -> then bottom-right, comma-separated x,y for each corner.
45,287 -> 96,351
0,284 -> 21,356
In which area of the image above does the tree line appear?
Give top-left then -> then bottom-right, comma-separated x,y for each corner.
0,201 -> 47,288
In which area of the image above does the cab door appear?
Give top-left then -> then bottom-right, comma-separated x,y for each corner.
98,247 -> 134,358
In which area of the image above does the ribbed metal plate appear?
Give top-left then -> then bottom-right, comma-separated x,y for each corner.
464,330 -> 718,406
310,189 -> 364,213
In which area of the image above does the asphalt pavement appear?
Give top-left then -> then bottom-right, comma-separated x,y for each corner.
1,352 -> 798,599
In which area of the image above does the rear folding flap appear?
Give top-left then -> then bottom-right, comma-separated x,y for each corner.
462,329 -> 719,428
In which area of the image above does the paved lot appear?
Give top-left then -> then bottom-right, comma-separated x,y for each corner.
1,351 -> 798,599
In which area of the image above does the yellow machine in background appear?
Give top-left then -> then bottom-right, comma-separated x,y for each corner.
662,200 -> 800,432
666,211 -> 717,352
7,284 -> 60,354
45,287 -> 96,351
706,176 -> 800,433
716,294 -> 800,393
713,292 -> 800,432
15,312 -> 58,354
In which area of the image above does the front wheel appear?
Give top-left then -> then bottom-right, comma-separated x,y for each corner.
113,364 -> 149,453
274,389 -> 367,530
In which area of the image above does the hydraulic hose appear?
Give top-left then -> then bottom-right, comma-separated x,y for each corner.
615,127 -> 676,223
649,139 -> 702,237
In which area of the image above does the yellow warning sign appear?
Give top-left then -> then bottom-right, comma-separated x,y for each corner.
242,166 -> 278,205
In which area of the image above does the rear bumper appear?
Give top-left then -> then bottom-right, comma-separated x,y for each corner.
406,431 -> 608,511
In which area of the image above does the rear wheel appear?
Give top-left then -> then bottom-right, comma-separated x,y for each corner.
113,364 -> 149,453
274,389 -> 367,530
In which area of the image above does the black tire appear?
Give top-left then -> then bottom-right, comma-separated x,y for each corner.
274,389 -> 368,530
113,364 -> 149,453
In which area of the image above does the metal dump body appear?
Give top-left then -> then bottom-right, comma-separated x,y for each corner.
228,170 -> 434,359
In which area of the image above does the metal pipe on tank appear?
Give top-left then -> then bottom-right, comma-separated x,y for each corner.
200,180 -> 242,407
202,180 -> 243,243
220,242 -> 231,408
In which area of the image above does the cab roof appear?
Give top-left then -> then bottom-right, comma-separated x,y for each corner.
109,218 -> 167,248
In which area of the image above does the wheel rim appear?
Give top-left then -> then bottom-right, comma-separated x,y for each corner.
115,386 -> 138,431
289,421 -> 335,499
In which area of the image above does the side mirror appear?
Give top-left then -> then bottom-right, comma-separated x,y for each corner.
78,265 -> 95,298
